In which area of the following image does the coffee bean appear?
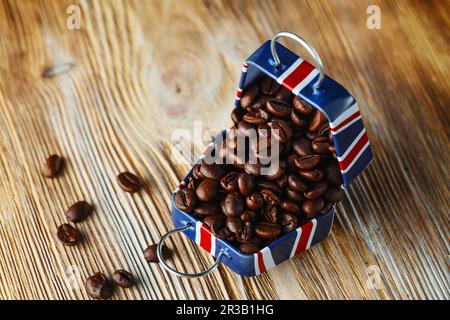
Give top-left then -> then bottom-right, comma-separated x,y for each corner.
295,154 -> 321,170
237,172 -> 255,196
174,188 -> 196,212
220,171 -> 239,192
243,108 -> 269,124
57,224 -> 81,246
221,192 -> 244,217
276,174 -> 288,188
257,180 -> 282,194
240,84 -> 259,109
317,123 -> 330,137
293,137 -> 313,156
309,110 -> 327,131
266,98 -> 291,117
324,163 -> 342,186
117,172 -> 141,193
246,192 -> 264,210
244,163 -> 261,176
293,96 -> 313,115
304,181 -> 328,199
268,120 -> 292,142
264,161 -> 286,181
291,109 -> 308,127
261,77 -> 280,95
240,210 -> 257,223
262,205 -> 278,223
254,222 -> 281,239
298,169 -> 324,182
42,154 -> 64,178
194,201 -> 220,215
199,163 -> 226,180
226,216 -> 242,234
302,198 -> 325,218
238,223 -> 254,243
280,200 -> 301,213
196,179 -> 217,202
275,87 -> 293,101
231,107 -> 246,124
203,215 -> 226,235
260,189 -> 280,206
311,137 -> 331,154
239,242 -> 259,254
216,226 -> 236,241
85,272 -> 113,300
324,186 -> 343,203
144,243 -> 171,263
65,201 -> 92,223
287,188 -> 304,201
280,212 -> 298,233
287,175 -> 308,192
112,270 -> 134,288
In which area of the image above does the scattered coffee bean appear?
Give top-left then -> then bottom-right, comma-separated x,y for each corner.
112,270 -> 134,288
239,242 -> 259,254
85,272 -> 113,300
255,222 -> 281,239
144,243 -> 171,263
65,201 -> 92,223
238,172 -> 255,196
56,224 -> 81,246
42,154 -> 64,178
196,179 -> 217,201
117,171 -> 141,193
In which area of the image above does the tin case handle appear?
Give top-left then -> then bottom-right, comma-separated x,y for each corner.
270,31 -> 325,92
157,224 -> 225,278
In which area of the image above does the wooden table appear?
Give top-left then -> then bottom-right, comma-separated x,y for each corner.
0,0 -> 448,300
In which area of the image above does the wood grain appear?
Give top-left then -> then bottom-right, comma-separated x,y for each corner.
0,0 -> 448,300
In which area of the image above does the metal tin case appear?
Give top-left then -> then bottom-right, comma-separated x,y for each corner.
159,33 -> 373,278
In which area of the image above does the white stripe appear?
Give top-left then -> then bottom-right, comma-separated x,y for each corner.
329,103 -> 359,128
194,221 -> 202,244
262,247 -> 276,270
254,253 -> 260,275
277,58 -> 304,83
237,88 -> 243,92
342,141 -> 370,173
306,219 -> 317,249
331,115 -> 362,135
235,96 -> 241,100
292,69 -> 320,95
290,229 -> 302,258
210,234 -> 216,256
242,65 -> 248,72
174,187 -> 180,193
337,128 -> 366,161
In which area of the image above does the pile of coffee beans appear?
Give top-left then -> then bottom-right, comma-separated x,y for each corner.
174,75 -> 343,254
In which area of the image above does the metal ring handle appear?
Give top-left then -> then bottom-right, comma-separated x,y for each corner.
157,225 -> 224,278
270,31 -> 325,91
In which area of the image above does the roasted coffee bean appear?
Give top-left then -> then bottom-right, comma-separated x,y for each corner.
287,174 -> 308,192
257,179 -> 282,194
295,154 -> 321,170
254,222 -> 281,239
266,98 -> 291,117
311,137 -> 331,154
249,96 -> 268,111
239,242 -> 259,254
65,201 -> 92,223
112,270 -> 134,288
57,224 -> 81,246
222,192 -> 244,217
309,110 -> 327,131
286,153 -> 299,169
216,226 -> 235,241
193,163 -> 206,180
240,210 -> 257,223
237,223 -> 253,243
287,188 -> 304,201
199,163 -> 225,180
305,131 -> 317,140
293,137 -> 313,156
144,243 -> 171,263
302,198 -> 325,218
174,188 -> 196,212
243,108 -> 270,124
262,205 -> 278,223
220,171 -> 239,192
261,77 -> 280,95
276,174 -> 288,188
226,216 -> 242,234
291,109 -> 308,127
280,212 -> 298,233
304,181 -> 328,199
203,215 -> 226,235
275,87 -> 293,101
293,96 -> 313,115
231,107 -> 246,124
42,154 -> 64,178
246,192 -> 264,210
117,172 -> 141,193
324,163 -> 342,186
196,179 -> 217,202
317,123 -> 330,137
240,84 -> 259,109
194,201 -> 220,215
186,177 -> 197,189
238,172 -> 255,196
260,189 -> 280,205
280,200 -> 301,213
244,163 -> 261,176
324,186 -> 343,203
85,273 -> 113,300
268,120 -> 292,142
298,169 -> 324,182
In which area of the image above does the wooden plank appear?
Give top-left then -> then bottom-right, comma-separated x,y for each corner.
0,0 -> 448,299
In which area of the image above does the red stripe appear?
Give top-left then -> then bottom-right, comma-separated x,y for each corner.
178,183 -> 184,189
294,221 -> 313,255
199,224 -> 212,253
236,90 -> 243,98
338,132 -> 369,171
331,111 -> 361,132
282,61 -> 315,91
257,251 -> 266,273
